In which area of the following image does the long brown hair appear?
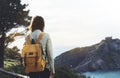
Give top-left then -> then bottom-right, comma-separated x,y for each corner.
29,16 -> 45,32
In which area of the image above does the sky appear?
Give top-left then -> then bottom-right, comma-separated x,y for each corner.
13,0 -> 120,58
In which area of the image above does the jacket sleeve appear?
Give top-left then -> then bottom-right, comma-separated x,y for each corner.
46,35 -> 55,74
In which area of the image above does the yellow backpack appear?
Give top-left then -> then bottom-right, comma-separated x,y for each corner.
21,32 -> 46,73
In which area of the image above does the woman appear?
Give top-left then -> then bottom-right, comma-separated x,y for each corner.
27,16 -> 55,78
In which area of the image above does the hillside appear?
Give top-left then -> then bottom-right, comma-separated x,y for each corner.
55,37 -> 120,72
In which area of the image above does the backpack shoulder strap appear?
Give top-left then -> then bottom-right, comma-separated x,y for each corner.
36,32 -> 44,44
25,35 -> 31,44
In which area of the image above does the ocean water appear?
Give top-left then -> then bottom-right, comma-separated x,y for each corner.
84,70 -> 120,78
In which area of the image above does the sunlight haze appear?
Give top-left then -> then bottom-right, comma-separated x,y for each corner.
20,0 -> 120,57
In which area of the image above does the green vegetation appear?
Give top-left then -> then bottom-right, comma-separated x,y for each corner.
0,72 -> 13,78
0,46 -> 26,77
3,45 -> 25,74
4,59 -> 25,75
0,59 -> 25,78
0,0 -> 30,68
5,46 -> 21,60
55,67 -> 89,78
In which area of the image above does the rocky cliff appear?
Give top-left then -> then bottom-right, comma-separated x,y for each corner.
55,37 -> 120,72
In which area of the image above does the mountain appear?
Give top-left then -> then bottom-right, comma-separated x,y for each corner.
55,37 -> 120,72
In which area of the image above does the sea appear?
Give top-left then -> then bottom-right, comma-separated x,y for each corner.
84,70 -> 120,78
